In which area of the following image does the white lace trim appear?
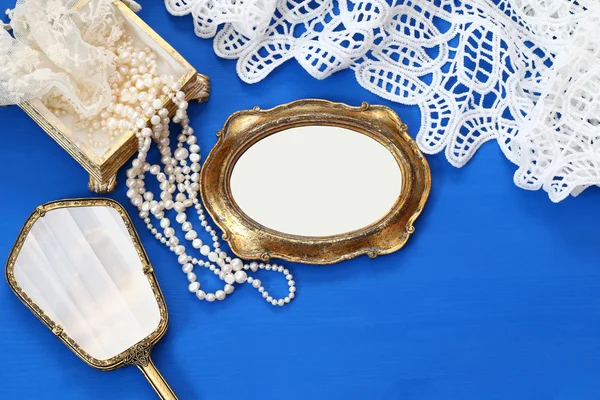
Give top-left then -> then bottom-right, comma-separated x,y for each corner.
0,0 -> 139,117
164,0 -> 600,202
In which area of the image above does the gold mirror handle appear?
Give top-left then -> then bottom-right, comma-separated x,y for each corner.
125,344 -> 178,400
136,357 -> 178,400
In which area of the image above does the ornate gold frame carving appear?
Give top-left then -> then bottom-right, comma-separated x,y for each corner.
201,99 -> 431,265
17,1 -> 210,194
5,198 -> 177,399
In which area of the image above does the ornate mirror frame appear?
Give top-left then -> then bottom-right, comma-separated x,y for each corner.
201,99 -> 431,265
5,198 -> 169,372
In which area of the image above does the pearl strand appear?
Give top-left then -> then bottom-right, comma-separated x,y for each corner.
42,23 -> 296,306
125,84 -> 296,307
45,34 -> 165,148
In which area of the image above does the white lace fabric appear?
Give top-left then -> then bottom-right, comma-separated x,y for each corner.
513,13 -> 600,201
0,0 -> 127,117
165,0 -> 600,202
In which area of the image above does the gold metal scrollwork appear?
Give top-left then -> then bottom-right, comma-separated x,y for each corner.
124,342 -> 152,367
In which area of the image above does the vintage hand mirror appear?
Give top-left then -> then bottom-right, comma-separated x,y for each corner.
201,99 -> 431,264
6,199 -> 177,399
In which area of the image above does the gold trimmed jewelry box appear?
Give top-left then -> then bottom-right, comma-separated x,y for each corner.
17,1 -> 209,193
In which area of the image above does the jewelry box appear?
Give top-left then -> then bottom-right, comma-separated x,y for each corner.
17,1 -> 209,193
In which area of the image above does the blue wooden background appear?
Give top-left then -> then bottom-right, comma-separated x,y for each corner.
0,2 -> 599,399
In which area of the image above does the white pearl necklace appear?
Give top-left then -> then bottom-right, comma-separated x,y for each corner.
124,84 -> 295,306
45,34 -> 165,149
43,26 -> 296,306
126,88 -> 296,305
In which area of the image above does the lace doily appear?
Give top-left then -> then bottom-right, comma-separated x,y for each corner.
165,0 -> 600,202
0,0 -> 139,117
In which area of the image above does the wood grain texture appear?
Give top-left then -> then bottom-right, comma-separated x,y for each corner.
0,2 -> 600,399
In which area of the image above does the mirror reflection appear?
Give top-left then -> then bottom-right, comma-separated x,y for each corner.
230,126 -> 403,237
13,206 -> 160,361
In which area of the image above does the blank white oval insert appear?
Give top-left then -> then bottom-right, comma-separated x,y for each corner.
230,126 -> 403,237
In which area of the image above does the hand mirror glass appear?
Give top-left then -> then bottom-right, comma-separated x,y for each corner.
201,100 -> 431,265
6,199 -> 177,399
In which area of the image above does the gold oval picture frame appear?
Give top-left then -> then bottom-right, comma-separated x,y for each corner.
201,99 -> 431,265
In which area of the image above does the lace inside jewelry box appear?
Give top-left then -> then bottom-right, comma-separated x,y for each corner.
42,4 -> 187,157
